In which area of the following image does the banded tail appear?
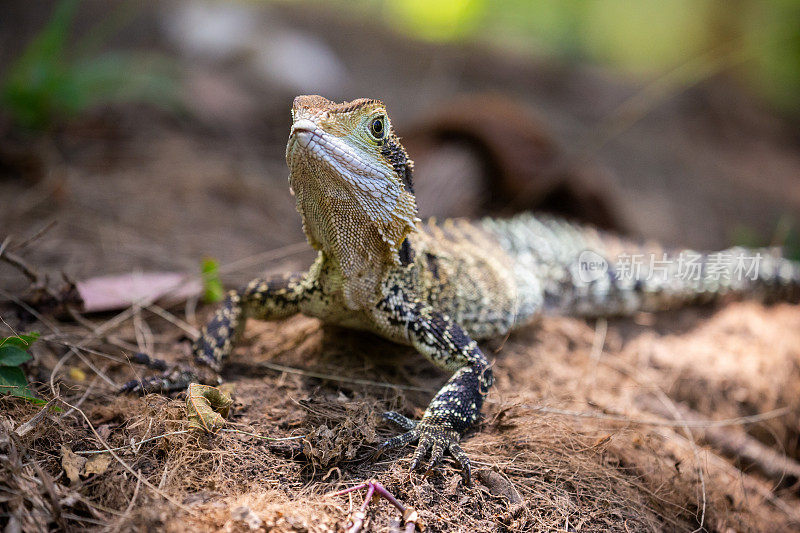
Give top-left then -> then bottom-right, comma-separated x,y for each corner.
484,213 -> 800,319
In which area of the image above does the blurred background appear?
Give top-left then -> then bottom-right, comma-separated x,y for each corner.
2,0 -> 800,290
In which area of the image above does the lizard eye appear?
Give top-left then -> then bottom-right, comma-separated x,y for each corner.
368,116 -> 386,139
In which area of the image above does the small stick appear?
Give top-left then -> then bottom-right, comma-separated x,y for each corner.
11,220 -> 58,252
328,480 -> 420,533
639,396 -> 800,484
0,248 -> 40,284
14,398 -> 59,437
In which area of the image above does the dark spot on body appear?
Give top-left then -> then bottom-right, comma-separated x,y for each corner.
424,252 -> 440,280
399,238 -> 415,266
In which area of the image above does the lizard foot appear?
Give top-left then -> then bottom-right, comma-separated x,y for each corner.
120,353 -> 212,395
376,411 -> 471,485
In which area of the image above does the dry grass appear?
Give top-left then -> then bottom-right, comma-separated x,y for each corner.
2,303 -> 800,532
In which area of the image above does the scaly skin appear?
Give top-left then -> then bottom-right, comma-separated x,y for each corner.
124,95 -> 800,484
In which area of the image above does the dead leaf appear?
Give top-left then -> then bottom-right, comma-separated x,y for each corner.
476,469 -> 525,519
82,453 -> 112,476
593,434 -> 612,448
476,468 -> 523,504
186,383 -> 233,433
77,272 -> 202,313
61,446 -> 86,485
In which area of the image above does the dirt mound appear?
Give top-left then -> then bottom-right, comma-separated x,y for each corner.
2,304 -> 800,532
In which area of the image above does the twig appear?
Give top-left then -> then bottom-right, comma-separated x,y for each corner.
639,396 -> 800,485
132,302 -> 153,357
73,351 -> 119,389
14,398 -> 59,437
0,248 -> 40,284
110,471 -> 142,533
0,237 -> 10,263
581,317 -> 608,391
0,288 -> 62,333
328,480 -> 419,533
158,464 -> 170,490
583,41 -> 752,157
256,361 -> 435,392
145,303 -> 200,338
41,337 -> 126,364
75,430 -> 192,454
74,428 -> 304,455
589,317 -> 607,364
220,428 -> 305,441
10,221 -> 58,252
494,401 -> 791,429
65,374 -> 101,415
0,315 -> 22,341
216,241 -> 310,276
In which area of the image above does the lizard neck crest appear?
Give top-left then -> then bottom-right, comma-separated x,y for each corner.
286,95 -> 419,309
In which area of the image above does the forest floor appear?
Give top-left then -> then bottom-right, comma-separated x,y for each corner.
2,2 -> 800,532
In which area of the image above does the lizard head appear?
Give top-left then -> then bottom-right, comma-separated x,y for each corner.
285,95 -> 419,307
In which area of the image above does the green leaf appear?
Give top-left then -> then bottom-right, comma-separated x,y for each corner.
0,332 -> 39,366
1,332 -> 40,349
0,345 -> 33,366
0,366 -> 44,404
201,258 -> 224,304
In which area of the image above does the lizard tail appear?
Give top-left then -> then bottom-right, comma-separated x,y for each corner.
484,213 -> 800,318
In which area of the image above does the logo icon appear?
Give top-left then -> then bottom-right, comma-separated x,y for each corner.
577,250 -> 608,283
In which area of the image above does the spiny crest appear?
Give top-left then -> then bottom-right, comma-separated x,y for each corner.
292,95 -> 384,116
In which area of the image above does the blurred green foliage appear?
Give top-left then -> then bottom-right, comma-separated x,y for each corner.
339,0 -> 800,113
201,258 -> 225,304
730,216 -> 800,261
1,0 -> 180,131
0,332 -> 45,405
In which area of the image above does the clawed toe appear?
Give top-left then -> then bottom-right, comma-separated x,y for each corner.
382,411 -> 417,430
425,442 -> 445,474
409,435 -> 432,471
374,428 -> 418,460
376,414 -> 471,483
449,442 -> 471,485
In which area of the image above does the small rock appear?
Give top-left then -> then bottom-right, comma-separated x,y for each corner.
231,505 -> 263,531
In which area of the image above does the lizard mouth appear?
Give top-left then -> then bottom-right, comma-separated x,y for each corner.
289,119 -> 317,149
287,120 -> 394,198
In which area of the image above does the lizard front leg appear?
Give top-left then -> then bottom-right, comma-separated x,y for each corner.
122,272 -> 313,394
374,288 -> 494,484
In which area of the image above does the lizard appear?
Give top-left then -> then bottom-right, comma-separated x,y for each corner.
123,95 -> 800,485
